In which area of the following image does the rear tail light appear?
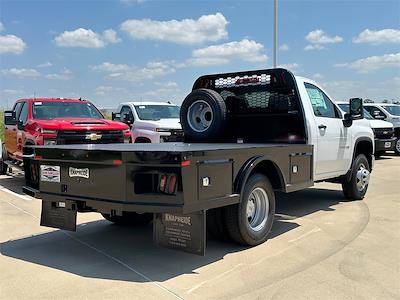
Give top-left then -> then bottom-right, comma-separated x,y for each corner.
159,175 -> 167,192
159,174 -> 177,194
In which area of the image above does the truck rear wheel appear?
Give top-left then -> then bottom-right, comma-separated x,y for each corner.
180,88 -> 227,142
102,212 -> 153,226
224,174 -> 275,246
395,138 -> 400,155
342,154 -> 370,200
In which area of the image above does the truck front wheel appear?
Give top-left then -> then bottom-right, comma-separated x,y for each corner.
102,212 -> 153,226
395,138 -> 400,155
224,174 -> 275,246
342,154 -> 370,200
0,143 -> 8,175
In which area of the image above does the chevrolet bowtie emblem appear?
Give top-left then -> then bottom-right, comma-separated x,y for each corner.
86,133 -> 102,141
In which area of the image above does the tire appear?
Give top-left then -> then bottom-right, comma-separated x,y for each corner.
207,208 -> 229,240
224,174 -> 275,246
102,212 -> 153,226
395,137 -> 400,155
374,151 -> 384,158
342,154 -> 370,200
0,143 -> 8,175
180,88 -> 227,142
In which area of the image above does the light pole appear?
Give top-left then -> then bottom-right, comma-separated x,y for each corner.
273,0 -> 278,68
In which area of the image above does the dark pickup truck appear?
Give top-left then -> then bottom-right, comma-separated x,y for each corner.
23,68 -> 374,255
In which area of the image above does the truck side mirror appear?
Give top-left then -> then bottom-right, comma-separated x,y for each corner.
121,113 -> 134,126
17,120 -> 25,130
4,110 -> 17,125
349,98 -> 364,120
112,112 -> 121,121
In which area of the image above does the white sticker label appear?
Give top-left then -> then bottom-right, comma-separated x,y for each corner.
40,165 -> 60,182
34,102 -> 43,105
69,167 -> 89,179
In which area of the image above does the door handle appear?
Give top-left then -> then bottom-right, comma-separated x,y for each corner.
318,124 -> 327,130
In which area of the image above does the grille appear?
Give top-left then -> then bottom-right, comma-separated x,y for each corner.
374,128 -> 394,139
57,130 -> 124,144
163,129 -> 184,142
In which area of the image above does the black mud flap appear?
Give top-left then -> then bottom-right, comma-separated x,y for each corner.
40,200 -> 77,231
153,211 -> 206,256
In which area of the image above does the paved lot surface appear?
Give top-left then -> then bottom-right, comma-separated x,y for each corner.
1,155 -> 399,300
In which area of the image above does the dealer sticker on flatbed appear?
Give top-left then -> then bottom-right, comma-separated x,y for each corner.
40,165 -> 61,183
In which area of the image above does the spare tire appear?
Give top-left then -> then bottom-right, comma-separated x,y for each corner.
180,88 -> 227,142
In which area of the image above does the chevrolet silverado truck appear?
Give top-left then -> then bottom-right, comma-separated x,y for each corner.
112,101 -> 183,143
23,69 -> 374,255
337,102 -> 396,157
0,98 -> 131,175
364,103 -> 400,155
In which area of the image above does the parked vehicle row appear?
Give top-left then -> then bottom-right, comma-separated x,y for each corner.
363,103 -> 400,155
336,102 -> 397,157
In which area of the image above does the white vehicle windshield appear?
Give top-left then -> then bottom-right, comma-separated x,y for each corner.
134,105 -> 180,121
383,105 -> 400,116
337,103 -> 373,120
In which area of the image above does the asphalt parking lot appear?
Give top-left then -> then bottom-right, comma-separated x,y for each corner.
0,155 -> 399,300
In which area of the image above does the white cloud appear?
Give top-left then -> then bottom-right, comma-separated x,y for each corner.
353,29 -> 400,45
334,53 -> 400,73
95,86 -> 127,96
120,0 -> 145,4
312,73 -> 324,80
2,89 -> 25,95
102,29 -> 121,44
120,13 -> 228,45
0,34 -> 27,54
279,43 -> 289,51
305,29 -> 343,51
37,62 -> 52,68
304,44 -> 325,51
278,63 -> 300,70
1,68 -> 40,78
188,39 -> 267,66
155,81 -> 179,88
55,28 -> 121,48
0,22 -> 4,32
91,62 -> 130,72
306,29 -> 343,44
45,68 -> 72,80
94,60 -> 176,82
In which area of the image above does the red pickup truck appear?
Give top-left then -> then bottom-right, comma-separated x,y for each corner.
1,98 -> 131,174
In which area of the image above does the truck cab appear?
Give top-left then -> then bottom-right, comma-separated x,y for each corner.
287,77 -> 373,181
113,102 -> 183,143
364,103 -> 400,154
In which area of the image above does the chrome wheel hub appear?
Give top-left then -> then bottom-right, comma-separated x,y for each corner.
356,163 -> 370,192
396,139 -> 400,153
246,187 -> 269,232
187,100 -> 213,132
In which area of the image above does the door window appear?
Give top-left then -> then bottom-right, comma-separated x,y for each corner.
120,106 -> 134,122
18,102 -> 29,124
364,106 -> 386,120
305,83 -> 340,118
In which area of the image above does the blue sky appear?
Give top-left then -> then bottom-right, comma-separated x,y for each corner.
0,0 -> 399,109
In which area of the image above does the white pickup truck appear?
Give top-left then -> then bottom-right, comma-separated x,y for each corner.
25,68 -> 375,254
113,102 -> 183,143
364,103 -> 400,155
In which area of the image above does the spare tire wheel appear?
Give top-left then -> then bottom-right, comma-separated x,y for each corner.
180,88 -> 227,142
